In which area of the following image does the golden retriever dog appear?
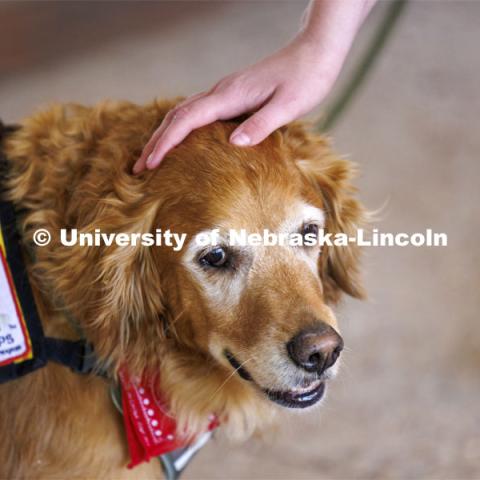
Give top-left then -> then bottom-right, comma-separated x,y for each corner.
0,100 -> 364,479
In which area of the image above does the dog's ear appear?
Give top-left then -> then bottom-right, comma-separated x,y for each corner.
40,181 -> 166,374
284,123 -> 366,304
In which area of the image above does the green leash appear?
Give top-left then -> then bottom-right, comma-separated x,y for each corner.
317,0 -> 408,132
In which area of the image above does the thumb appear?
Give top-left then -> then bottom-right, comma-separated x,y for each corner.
230,101 -> 295,147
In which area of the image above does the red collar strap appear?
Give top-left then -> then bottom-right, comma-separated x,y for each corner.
117,368 -> 218,474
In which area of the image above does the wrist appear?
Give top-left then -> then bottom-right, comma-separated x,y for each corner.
288,30 -> 345,78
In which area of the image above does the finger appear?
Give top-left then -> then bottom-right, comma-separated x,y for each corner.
132,124 -> 165,174
145,94 -> 246,169
151,92 -> 208,145
133,93 -> 207,174
229,100 -> 298,147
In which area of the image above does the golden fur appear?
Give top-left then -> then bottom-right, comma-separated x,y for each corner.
0,99 -> 365,479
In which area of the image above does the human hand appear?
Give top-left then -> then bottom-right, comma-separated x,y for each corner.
133,0 -> 375,173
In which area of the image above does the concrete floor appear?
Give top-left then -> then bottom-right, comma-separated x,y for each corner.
1,1 -> 479,478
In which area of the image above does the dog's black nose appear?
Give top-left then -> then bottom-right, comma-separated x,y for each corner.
287,324 -> 343,375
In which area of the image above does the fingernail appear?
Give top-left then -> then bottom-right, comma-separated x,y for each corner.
146,153 -> 154,167
230,132 -> 251,146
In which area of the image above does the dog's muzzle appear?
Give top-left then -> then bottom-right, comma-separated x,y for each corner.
224,324 -> 343,409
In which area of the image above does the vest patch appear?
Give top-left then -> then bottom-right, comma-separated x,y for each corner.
0,229 -> 32,366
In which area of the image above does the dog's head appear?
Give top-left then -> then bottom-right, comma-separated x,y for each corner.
16,104 -> 364,438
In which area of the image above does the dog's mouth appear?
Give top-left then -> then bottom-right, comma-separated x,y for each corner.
224,350 -> 326,409
265,380 -> 325,408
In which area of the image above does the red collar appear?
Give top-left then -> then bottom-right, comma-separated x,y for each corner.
118,368 -> 218,469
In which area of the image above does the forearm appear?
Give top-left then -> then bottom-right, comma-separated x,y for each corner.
296,0 -> 377,74
301,0 -> 377,39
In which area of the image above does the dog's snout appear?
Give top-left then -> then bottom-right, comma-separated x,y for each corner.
287,324 -> 344,375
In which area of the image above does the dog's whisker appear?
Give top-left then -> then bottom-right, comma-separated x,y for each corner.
164,308 -> 186,340
209,357 -> 256,401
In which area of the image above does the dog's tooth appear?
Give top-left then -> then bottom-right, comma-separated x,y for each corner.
290,379 -> 321,395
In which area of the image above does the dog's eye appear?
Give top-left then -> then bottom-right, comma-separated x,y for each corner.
301,223 -> 319,239
199,246 -> 228,268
